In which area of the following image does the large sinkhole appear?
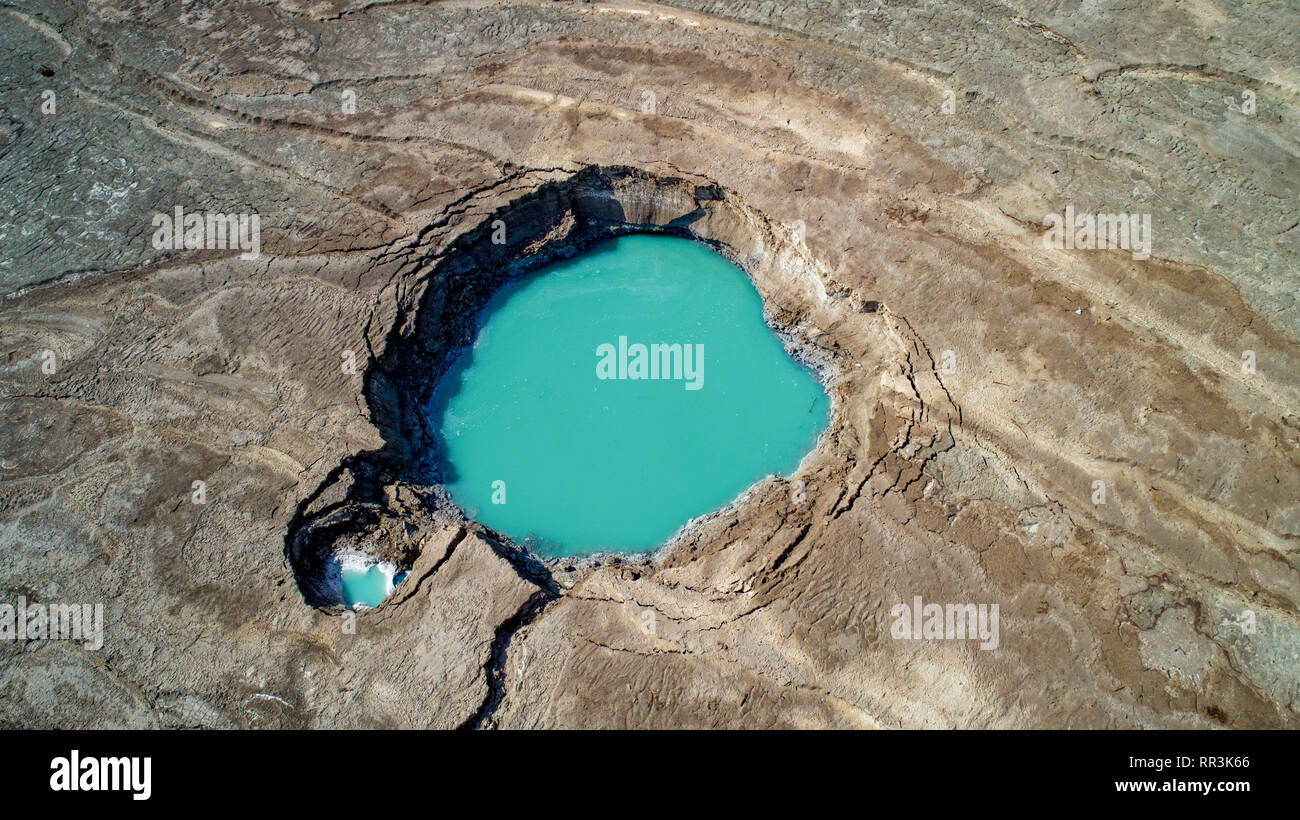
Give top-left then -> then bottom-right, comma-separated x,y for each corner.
286,166 -> 838,610
432,233 -> 829,557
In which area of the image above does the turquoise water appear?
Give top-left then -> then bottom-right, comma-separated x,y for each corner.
432,234 -> 830,557
340,564 -> 391,608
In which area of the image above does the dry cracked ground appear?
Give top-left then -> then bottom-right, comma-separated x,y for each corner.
1,0 -> 1298,729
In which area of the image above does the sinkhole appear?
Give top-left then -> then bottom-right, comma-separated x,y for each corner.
286,166 -> 840,610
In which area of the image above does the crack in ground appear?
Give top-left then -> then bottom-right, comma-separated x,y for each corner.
456,590 -> 554,730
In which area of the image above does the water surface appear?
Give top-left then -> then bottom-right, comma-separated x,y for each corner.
340,565 -> 388,608
432,234 -> 829,557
